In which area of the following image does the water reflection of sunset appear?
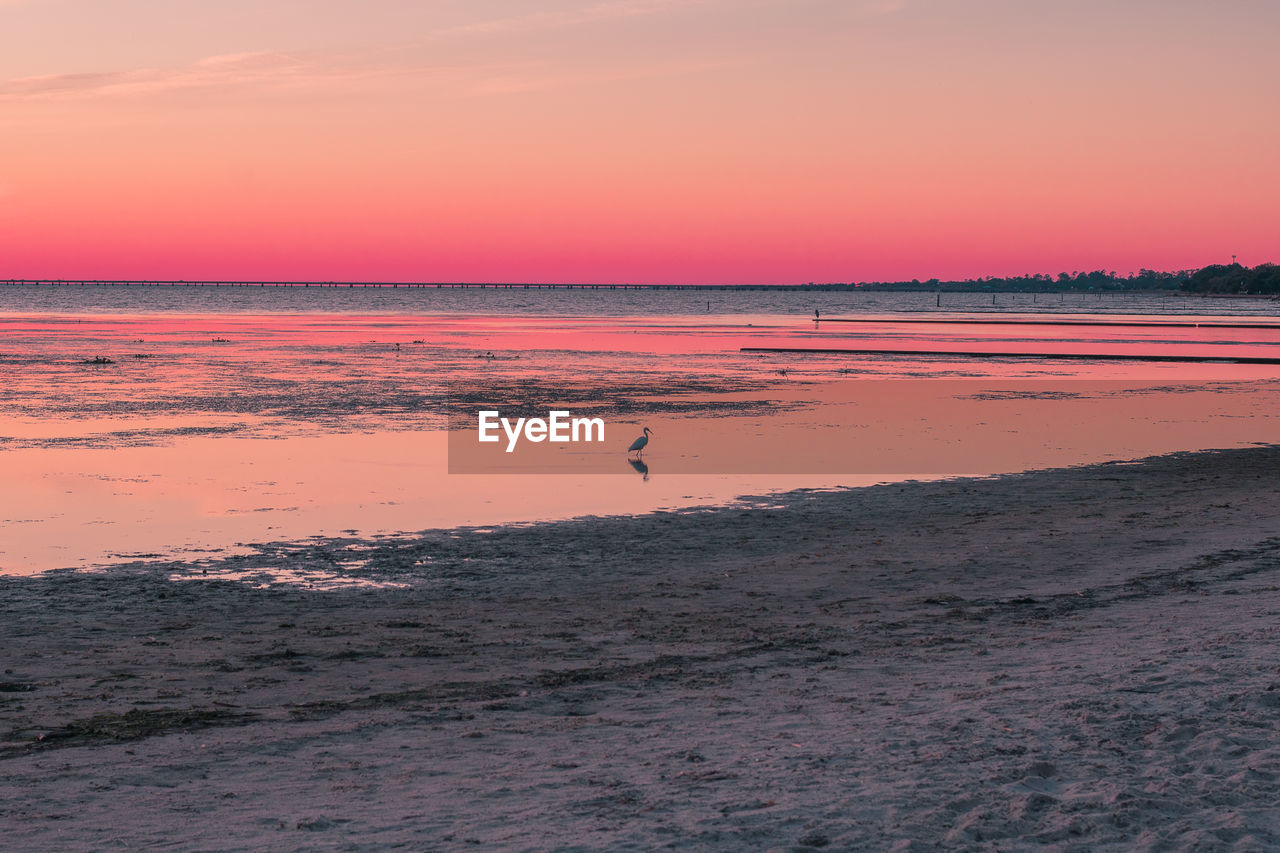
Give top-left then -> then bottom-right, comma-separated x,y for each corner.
4,308 -> 1280,573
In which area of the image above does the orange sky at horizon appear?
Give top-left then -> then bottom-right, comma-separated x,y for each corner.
1,0 -> 1275,284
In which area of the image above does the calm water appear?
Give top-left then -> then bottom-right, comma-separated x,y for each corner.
3,282 -> 1278,317
3,284 -> 1279,577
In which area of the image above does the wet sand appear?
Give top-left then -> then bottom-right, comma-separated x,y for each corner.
4,446 -> 1280,850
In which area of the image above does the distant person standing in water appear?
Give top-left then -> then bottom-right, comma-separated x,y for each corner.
814,309 -> 820,321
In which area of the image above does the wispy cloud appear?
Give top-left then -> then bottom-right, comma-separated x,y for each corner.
0,38 -> 734,104
2,52 -> 278,98
0,50 -> 412,101
0,0 -> 843,104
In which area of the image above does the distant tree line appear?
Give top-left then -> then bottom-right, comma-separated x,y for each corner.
1178,263 -> 1280,294
840,263 -> 1276,294
850,268 -> 1193,292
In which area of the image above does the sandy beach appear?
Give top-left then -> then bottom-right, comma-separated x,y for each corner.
4,445 -> 1280,850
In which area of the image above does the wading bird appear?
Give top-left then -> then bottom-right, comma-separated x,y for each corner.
628,427 -> 653,457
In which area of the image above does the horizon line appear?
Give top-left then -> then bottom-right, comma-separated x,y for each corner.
1,264 -> 1265,291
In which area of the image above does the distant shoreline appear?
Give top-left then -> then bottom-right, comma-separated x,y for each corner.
3,261 -> 1274,294
0,278 -> 1193,292
0,280 -> 1268,295
2,284 -> 1274,297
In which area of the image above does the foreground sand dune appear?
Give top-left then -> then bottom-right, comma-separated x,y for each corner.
3,446 -> 1280,850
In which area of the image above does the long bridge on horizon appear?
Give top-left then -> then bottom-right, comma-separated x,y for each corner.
1,278 -> 845,291
0,279 -> 1192,294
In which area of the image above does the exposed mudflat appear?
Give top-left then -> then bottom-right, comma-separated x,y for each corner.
4,446 -> 1280,850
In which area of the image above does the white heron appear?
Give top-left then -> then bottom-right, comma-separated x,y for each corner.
627,427 -> 653,456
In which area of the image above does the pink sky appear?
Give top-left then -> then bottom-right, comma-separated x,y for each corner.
1,0 -> 1275,284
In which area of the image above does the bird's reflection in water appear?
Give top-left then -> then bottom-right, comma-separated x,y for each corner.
628,457 -> 650,481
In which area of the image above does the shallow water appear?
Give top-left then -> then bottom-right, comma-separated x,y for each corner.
2,285 -> 1279,576
4,281 -> 1280,317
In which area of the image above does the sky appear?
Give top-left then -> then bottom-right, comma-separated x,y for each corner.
0,0 -> 1275,284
